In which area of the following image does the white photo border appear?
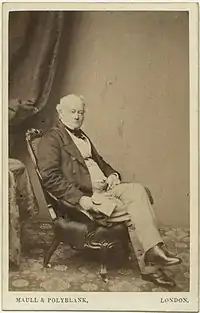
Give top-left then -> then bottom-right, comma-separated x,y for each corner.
1,1 -> 199,312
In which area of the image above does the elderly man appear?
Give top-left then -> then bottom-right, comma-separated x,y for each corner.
37,94 -> 181,288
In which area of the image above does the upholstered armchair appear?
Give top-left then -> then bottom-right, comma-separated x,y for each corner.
25,128 -> 132,280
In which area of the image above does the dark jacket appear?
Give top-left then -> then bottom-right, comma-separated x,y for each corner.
37,121 -> 119,206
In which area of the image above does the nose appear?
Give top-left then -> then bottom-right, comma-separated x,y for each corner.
74,112 -> 79,120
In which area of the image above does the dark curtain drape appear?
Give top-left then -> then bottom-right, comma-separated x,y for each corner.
9,11 -> 75,157
9,11 -> 64,125
8,11 -> 76,220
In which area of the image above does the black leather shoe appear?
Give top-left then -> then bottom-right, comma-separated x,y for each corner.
145,244 -> 182,267
161,244 -> 180,258
141,269 -> 176,288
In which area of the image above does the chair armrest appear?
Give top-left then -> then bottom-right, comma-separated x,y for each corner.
60,199 -> 79,210
60,199 -> 94,221
48,195 -> 94,223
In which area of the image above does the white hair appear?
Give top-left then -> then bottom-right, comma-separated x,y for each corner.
58,94 -> 85,110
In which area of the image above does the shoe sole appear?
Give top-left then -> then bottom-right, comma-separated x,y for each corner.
141,275 -> 176,288
161,259 -> 182,267
146,257 -> 182,267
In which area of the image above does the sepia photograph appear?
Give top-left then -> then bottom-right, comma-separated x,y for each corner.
1,1 -> 199,312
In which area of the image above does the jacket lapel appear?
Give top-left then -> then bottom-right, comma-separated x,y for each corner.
56,121 -> 87,167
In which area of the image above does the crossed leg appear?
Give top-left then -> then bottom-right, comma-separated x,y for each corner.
107,182 -> 163,274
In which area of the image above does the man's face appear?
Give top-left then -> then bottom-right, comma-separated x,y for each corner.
58,97 -> 85,130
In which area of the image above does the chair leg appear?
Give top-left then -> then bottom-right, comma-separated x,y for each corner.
123,240 -> 133,261
100,263 -> 108,282
99,246 -> 109,283
43,235 -> 60,267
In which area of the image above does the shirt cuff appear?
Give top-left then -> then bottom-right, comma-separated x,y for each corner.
111,172 -> 120,180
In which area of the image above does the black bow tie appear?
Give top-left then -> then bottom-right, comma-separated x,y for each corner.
65,126 -> 85,140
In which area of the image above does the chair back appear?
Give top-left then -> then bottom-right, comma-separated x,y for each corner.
25,128 -> 57,220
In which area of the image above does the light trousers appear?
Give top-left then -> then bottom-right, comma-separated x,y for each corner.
103,182 -> 163,274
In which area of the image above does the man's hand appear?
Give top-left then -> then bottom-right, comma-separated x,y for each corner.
79,196 -> 100,213
107,173 -> 121,190
79,196 -> 94,211
92,179 -> 108,192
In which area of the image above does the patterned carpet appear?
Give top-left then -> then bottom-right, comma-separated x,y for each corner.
9,221 -> 190,292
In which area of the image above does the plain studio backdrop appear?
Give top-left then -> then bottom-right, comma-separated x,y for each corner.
60,11 -> 189,228
9,11 -> 189,228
